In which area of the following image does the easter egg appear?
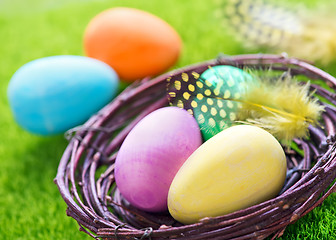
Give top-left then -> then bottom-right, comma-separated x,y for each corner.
115,107 -> 202,212
196,65 -> 254,141
83,7 -> 182,82
7,55 -> 119,135
168,125 -> 286,224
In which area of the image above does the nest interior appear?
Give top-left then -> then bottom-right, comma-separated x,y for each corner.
54,54 -> 336,240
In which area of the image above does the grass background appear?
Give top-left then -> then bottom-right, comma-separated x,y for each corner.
0,0 -> 335,239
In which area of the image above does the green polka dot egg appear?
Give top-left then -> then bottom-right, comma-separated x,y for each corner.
167,65 -> 254,141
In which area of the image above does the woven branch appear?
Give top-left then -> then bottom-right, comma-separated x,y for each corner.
54,54 -> 336,240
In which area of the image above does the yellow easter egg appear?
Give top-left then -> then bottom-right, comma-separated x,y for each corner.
168,125 -> 287,224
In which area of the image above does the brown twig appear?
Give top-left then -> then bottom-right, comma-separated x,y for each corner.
54,54 -> 336,240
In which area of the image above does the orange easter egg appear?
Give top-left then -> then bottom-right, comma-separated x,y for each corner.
83,7 -> 182,82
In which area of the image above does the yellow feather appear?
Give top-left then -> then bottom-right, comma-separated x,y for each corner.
236,73 -> 324,144
167,65 -> 324,144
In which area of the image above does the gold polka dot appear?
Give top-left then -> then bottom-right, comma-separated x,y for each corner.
217,79 -> 224,88
168,92 -> 176,98
207,98 -> 214,105
204,89 -> 211,96
211,107 -> 218,116
205,80 -> 212,87
234,92 -> 241,99
177,100 -> 184,108
230,112 -> 236,121
217,100 -> 223,108
208,118 -> 216,127
224,90 -> 231,98
227,101 -> 234,109
220,109 -> 226,118
214,80 -> 223,95
196,81 -> 203,88
198,114 -> 205,124
191,100 -> 198,108
201,105 -> 208,113
231,15 -> 241,26
183,92 -> 191,100
219,120 -> 226,129
226,5 -> 235,16
182,73 -> 189,82
187,109 -> 193,115
188,84 -> 195,92
197,93 -> 204,100
174,81 -> 181,90
239,25 -> 249,36
238,1 -> 249,15
227,78 -> 235,87
192,72 -> 200,79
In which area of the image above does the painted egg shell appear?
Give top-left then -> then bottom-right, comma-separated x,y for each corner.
168,125 -> 286,224
195,65 -> 253,141
115,106 -> 202,212
83,7 -> 182,82
7,55 -> 119,135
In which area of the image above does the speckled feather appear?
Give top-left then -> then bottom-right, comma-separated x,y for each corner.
167,66 -> 324,143
218,0 -> 336,65
167,66 -> 252,140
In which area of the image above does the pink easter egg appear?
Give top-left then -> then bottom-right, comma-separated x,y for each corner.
115,106 -> 202,212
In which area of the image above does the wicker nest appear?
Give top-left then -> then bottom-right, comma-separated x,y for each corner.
55,54 -> 336,240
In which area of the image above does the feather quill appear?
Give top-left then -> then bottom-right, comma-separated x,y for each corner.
218,0 -> 336,65
237,73 -> 324,144
167,66 -> 324,144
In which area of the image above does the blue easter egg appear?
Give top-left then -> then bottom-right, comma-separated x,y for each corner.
7,55 -> 119,135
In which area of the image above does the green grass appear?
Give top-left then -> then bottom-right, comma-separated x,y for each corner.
0,0 -> 335,239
